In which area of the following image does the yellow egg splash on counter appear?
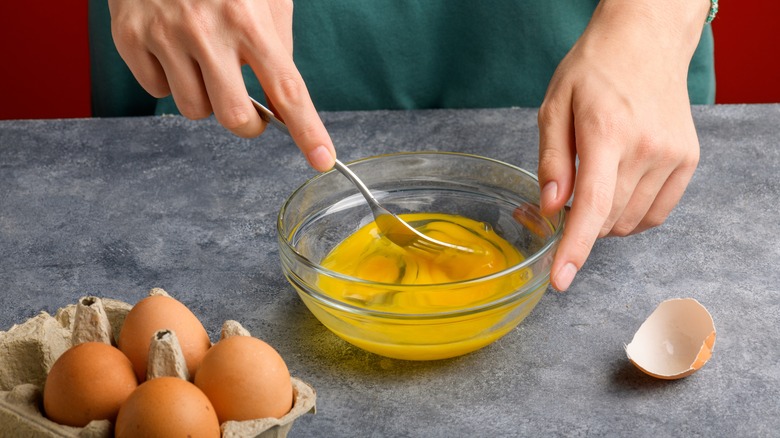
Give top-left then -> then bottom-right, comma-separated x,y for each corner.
115,376 -> 220,438
319,212 -> 528,311
195,335 -> 293,423
118,294 -> 211,382
43,342 -> 137,427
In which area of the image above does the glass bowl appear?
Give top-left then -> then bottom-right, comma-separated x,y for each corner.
277,152 -> 564,360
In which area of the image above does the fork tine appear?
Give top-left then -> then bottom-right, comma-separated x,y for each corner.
409,240 -> 439,254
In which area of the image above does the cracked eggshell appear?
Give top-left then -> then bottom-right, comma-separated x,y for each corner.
625,298 -> 716,380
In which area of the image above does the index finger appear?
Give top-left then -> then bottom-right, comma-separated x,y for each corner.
241,24 -> 335,172
551,144 -> 619,291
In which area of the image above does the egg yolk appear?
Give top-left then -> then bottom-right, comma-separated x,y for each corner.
315,212 -> 540,360
319,213 -> 529,312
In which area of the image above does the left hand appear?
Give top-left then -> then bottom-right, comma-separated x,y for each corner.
537,0 -> 711,291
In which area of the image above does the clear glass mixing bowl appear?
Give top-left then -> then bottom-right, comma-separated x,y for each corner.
277,152 -> 565,360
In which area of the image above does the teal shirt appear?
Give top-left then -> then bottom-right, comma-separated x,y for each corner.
89,1 -> 715,117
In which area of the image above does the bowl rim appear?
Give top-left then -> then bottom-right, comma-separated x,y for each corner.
277,151 -> 565,319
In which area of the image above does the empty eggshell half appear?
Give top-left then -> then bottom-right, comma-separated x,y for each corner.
625,298 -> 716,380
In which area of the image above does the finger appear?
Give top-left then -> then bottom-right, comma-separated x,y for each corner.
598,161 -> 645,237
245,48 -> 335,172
603,162 -> 673,236
110,23 -> 172,98
125,51 -> 172,98
265,92 -> 282,123
263,0 -> 294,121
152,47 -> 213,120
198,47 -> 266,138
267,0 -> 294,54
632,162 -> 696,235
258,66 -> 334,171
551,145 -> 619,291
537,90 -> 576,216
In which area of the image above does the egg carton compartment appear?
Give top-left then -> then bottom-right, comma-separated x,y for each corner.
0,292 -> 316,438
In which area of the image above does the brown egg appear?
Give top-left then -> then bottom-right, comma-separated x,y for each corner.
115,376 -> 220,438
118,295 -> 211,381
195,335 -> 293,422
43,342 -> 137,427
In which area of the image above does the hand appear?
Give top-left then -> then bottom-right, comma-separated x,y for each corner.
537,0 -> 711,291
108,0 -> 336,171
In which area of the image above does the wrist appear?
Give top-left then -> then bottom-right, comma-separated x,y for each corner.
584,0 -> 711,71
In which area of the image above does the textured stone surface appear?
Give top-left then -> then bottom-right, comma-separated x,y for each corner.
1,105 -> 778,437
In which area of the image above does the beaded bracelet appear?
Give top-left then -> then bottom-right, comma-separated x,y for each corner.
705,0 -> 718,24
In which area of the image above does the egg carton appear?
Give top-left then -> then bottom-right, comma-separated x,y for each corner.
0,292 -> 316,438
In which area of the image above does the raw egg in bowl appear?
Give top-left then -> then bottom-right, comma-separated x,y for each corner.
277,152 -> 564,360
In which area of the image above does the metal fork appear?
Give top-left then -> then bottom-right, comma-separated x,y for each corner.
250,97 -> 472,255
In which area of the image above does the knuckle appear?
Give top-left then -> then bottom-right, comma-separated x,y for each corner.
183,5 -> 219,41
216,105 -> 258,137
641,211 -> 668,230
582,110 -> 627,141
178,101 -> 212,120
220,0 -> 245,18
609,221 -> 635,237
538,145 -> 566,171
633,132 -> 701,172
567,231 -> 596,262
145,81 -> 171,99
681,147 -> 700,170
582,180 -> 614,219
272,73 -> 306,105
289,119 -> 320,142
146,15 -> 170,40
219,107 -> 251,131
537,99 -> 562,127
221,0 -> 256,33
634,132 -> 665,162
112,21 -> 143,49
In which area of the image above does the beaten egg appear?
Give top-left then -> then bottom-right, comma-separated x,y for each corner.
320,212 -> 527,310
317,212 -> 531,358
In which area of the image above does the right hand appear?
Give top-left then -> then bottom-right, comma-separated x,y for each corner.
108,0 -> 336,171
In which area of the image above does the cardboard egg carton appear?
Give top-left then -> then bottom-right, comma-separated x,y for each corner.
0,291 -> 316,438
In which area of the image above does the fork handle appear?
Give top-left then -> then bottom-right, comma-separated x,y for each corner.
249,97 -> 382,209
249,97 -> 290,135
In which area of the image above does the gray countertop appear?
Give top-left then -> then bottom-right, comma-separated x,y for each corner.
1,104 -> 778,437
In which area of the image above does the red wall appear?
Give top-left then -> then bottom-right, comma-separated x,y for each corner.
0,3 -> 778,120
712,2 -> 780,103
0,2 -> 91,119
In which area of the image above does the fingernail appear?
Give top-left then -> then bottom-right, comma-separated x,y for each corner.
541,181 -> 558,210
553,262 -> 577,292
307,145 -> 335,172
